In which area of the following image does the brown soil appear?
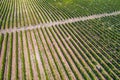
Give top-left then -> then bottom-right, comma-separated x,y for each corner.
11,32 -> 17,80
47,28 -> 76,80
44,28 -> 69,80
30,30 -> 47,80
18,32 -> 22,80
26,31 -> 39,80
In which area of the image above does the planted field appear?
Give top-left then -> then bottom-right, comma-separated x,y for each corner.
0,0 -> 120,80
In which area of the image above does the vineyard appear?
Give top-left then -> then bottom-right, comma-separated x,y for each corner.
0,0 -> 120,80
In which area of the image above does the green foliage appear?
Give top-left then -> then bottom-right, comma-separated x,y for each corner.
0,34 -> 8,80
7,33 -> 13,80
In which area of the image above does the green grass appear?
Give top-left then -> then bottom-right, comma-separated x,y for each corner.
47,0 -> 120,17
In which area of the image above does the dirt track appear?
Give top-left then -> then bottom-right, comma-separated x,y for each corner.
0,11 -> 120,34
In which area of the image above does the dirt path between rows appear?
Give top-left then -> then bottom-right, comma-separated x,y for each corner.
0,11 -> 120,34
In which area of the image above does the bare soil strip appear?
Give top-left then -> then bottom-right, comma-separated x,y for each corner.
47,28 -> 77,80
33,30 -> 46,80
40,28 -> 61,80
44,28 -> 69,80
37,29 -> 54,80
26,31 -> 39,80
50,27 -> 83,80
1,11 -> 120,34
31,30 -> 47,80
22,31 -> 31,80
18,32 -> 22,80
11,32 -> 17,80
